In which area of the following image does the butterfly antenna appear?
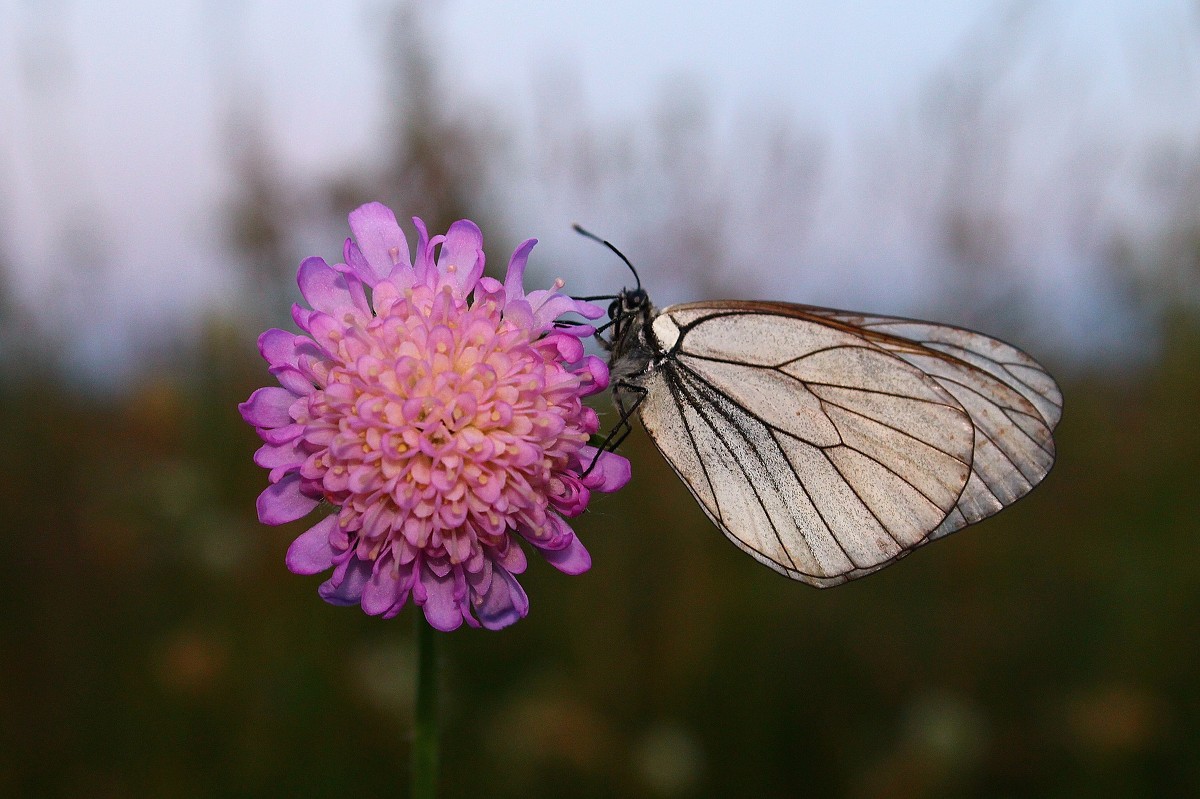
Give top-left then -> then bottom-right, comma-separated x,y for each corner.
573,224 -> 642,291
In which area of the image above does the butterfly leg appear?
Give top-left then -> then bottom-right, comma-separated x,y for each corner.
580,380 -> 647,477
591,315 -> 618,346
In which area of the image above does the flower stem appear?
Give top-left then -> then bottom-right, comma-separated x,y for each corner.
411,614 -> 438,798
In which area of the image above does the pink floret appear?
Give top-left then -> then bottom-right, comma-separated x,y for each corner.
239,203 -> 629,631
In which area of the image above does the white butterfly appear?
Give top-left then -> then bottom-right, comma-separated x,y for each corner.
579,229 -> 1061,587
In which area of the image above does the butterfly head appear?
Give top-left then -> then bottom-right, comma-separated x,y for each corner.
571,224 -> 655,370
608,286 -> 650,322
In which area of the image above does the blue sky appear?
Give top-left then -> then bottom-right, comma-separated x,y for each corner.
1,1 -> 1197,371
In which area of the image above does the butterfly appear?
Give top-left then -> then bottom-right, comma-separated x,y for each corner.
576,227 -> 1061,587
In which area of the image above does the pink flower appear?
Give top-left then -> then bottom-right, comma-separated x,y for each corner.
240,203 -> 630,631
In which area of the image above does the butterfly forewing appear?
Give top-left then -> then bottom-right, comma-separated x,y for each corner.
641,365 -> 899,586
620,300 -> 1060,586
798,307 -> 1063,430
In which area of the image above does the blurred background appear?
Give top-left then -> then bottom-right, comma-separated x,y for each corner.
1,1 -> 1198,796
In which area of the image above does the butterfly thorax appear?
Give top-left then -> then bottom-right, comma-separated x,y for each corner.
605,288 -> 657,382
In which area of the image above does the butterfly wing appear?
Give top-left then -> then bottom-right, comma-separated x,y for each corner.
789,304 -> 1061,541
624,301 -> 1058,587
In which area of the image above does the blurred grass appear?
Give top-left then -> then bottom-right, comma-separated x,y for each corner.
0,308 -> 1197,798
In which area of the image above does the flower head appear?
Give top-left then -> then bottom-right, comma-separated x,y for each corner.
240,203 -> 630,630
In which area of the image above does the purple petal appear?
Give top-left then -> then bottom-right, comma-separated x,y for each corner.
474,276 -> 505,307
503,238 -> 537,301
521,513 -> 571,550
410,217 -> 435,284
541,533 -> 592,576
549,473 -> 590,517
529,293 -> 586,329
254,439 -> 304,473
474,566 -> 530,630
420,566 -> 465,631
297,256 -> 356,315
271,365 -> 315,397
437,220 -> 485,297
291,303 -> 313,332
578,448 -> 632,492
575,355 -> 610,396
286,515 -> 338,575
260,422 -> 305,446
331,256 -> 372,312
348,202 -> 411,284
551,333 -> 585,363
256,472 -> 319,525
527,289 -> 604,323
559,324 -> 597,339
318,555 -> 371,606
240,386 -> 296,428
494,539 -> 528,574
368,279 -> 406,317
502,299 -> 534,329
572,298 -> 606,319
304,312 -> 342,358
343,239 -> 375,287
258,328 -> 301,370
361,563 -> 402,615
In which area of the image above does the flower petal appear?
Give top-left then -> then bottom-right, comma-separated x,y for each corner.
572,298 -> 606,319
297,256 -> 357,315
260,422 -> 305,446
271,365 -> 314,397
332,257 -> 372,313
503,238 -> 537,301
304,312 -> 343,358
254,439 -> 304,473
474,565 -> 530,630
502,298 -> 534,329
343,240 -> 374,287
529,292 -> 587,329
421,565 -> 465,631
575,355 -> 610,396
286,515 -> 338,574
256,472 -> 319,525
258,328 -> 301,370
291,303 -> 314,332
319,555 -> 371,606
240,386 -> 296,428
438,220 -> 485,298
578,447 -> 633,492
551,332 -> 584,363
540,533 -> 592,576
494,538 -> 528,574
410,217 -> 435,285
348,202 -> 411,284
362,562 -> 402,615
475,275 -> 504,304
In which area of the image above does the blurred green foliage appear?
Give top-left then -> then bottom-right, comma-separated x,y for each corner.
0,306 -> 1198,798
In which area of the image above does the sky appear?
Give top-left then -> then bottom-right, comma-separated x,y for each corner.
1,1 -> 1198,374
439,2 -> 983,130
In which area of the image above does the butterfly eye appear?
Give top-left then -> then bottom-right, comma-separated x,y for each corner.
608,298 -> 622,319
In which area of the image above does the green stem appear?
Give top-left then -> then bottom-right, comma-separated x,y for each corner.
411,614 -> 438,798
